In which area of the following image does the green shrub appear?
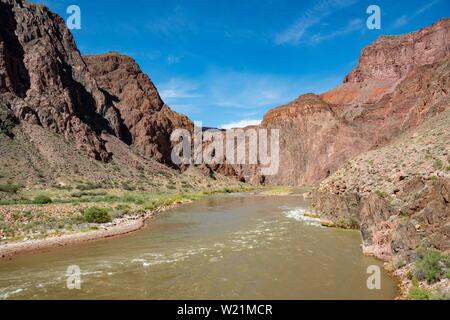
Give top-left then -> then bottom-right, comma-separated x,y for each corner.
115,204 -> 131,211
32,195 -> 53,204
0,183 -> 21,193
82,207 -> 111,223
414,247 -> 450,284
374,190 -> 389,199
407,286 -> 431,300
433,159 -> 444,170
76,182 -> 103,191
71,190 -> 107,198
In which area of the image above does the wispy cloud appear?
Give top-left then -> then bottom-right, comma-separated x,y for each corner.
393,15 -> 409,28
393,0 -> 440,28
169,104 -> 202,115
146,6 -> 195,37
158,70 -> 342,126
309,18 -> 364,45
159,78 -> 202,99
219,119 -> 262,130
416,0 -> 441,15
209,71 -> 297,109
274,0 -> 357,45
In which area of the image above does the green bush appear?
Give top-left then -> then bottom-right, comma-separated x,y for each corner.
414,247 -> 450,284
32,195 -> 53,204
82,207 -> 111,223
0,183 -> 21,193
433,159 -> 444,170
71,191 -> 107,198
374,190 -> 389,199
76,182 -> 103,191
407,286 -> 430,300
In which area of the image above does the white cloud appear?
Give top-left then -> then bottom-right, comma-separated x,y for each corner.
206,70 -> 341,110
274,0 -> 357,45
159,78 -> 202,99
309,18 -> 364,44
392,0 -> 440,29
146,6 -> 196,37
393,15 -> 409,28
416,0 -> 440,15
169,104 -> 202,114
156,71 -> 342,127
219,119 -> 262,130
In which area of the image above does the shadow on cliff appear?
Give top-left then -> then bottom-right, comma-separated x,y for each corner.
0,1 -> 30,97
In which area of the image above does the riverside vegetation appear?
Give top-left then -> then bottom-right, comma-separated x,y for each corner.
0,182 -> 255,243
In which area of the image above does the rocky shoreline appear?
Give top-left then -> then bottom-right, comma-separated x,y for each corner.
309,109 -> 450,299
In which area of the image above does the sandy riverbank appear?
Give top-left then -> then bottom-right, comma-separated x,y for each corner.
0,202 -> 186,260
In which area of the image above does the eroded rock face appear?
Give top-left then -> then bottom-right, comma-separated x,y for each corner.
0,100 -> 17,137
259,94 -> 369,185
344,19 -> 450,83
83,53 -> 194,165
0,0 -> 118,160
312,107 -> 450,261
0,0 -> 194,166
241,18 -> 450,186
313,177 -> 449,261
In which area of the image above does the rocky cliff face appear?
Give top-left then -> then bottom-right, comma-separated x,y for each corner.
241,18 -> 450,186
0,0 -> 193,168
344,20 -> 449,83
308,20 -> 450,263
0,0 -> 118,161
84,53 -> 193,165
311,108 -> 450,261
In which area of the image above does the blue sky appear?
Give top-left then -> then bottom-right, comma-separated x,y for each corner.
33,0 -> 449,128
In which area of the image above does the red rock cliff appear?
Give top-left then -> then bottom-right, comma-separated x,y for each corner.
249,19 -> 450,186
0,0 -> 193,166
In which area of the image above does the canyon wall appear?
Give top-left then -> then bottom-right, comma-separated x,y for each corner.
242,18 -> 450,186
0,0 -> 193,169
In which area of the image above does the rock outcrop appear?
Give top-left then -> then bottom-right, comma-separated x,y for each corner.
0,0 -> 118,161
312,107 -> 450,261
0,0 -> 193,168
344,20 -> 449,83
240,18 -> 450,186
84,53 -> 193,165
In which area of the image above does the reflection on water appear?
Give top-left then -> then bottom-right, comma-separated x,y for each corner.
0,193 -> 398,299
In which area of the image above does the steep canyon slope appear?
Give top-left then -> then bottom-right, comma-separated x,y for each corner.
0,0 -> 216,191
244,18 -> 449,186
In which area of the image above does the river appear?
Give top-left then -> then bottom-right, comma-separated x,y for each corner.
0,193 -> 397,299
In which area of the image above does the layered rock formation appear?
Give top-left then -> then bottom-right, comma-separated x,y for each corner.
312,108 -> 450,260
307,20 -> 450,265
0,0 -> 193,169
0,0 -> 115,161
240,18 -> 450,186
84,53 -> 193,165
